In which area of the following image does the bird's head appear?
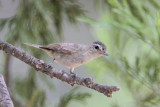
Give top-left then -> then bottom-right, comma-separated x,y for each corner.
90,41 -> 108,56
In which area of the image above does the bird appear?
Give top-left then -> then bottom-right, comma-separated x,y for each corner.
24,41 -> 108,74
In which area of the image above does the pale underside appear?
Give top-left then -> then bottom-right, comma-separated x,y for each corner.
41,43 -> 101,69
24,42 -> 102,73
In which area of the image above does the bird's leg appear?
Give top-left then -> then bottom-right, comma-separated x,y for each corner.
69,68 -> 77,86
70,68 -> 77,78
53,58 -> 55,62
70,68 -> 74,74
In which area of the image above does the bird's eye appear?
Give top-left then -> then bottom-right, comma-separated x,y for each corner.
95,46 -> 99,50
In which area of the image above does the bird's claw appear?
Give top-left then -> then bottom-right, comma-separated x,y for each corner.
70,72 -> 77,80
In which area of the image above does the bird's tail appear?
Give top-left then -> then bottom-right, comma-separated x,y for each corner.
24,43 -> 42,48
24,43 -> 51,51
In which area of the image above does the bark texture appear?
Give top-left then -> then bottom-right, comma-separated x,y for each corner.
0,75 -> 14,107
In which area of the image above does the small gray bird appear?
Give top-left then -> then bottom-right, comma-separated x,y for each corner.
24,41 -> 108,74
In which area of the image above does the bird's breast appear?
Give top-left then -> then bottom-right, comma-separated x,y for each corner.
49,50 -> 100,68
53,52 -> 86,68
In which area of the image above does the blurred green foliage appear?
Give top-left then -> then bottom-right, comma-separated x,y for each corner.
0,0 -> 85,106
1,0 -> 160,107
0,0 -> 84,44
82,0 -> 160,107
56,87 -> 91,107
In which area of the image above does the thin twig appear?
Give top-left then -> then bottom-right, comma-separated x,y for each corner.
0,40 -> 120,97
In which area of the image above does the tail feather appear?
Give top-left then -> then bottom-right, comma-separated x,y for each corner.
24,43 -> 52,51
24,43 -> 41,48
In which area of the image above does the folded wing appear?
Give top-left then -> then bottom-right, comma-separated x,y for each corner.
40,43 -> 79,54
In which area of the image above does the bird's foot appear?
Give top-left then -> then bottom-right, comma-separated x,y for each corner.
70,72 -> 77,79
69,72 -> 77,86
69,68 -> 76,86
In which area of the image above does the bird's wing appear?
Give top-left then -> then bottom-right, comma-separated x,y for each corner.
40,43 -> 80,54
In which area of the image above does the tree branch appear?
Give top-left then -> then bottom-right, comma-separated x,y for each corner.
0,74 -> 14,107
0,41 -> 120,97
4,54 -> 12,90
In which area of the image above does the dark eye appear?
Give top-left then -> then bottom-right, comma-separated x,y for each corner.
95,46 -> 99,50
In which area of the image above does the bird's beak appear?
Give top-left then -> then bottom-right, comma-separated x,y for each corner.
104,52 -> 108,56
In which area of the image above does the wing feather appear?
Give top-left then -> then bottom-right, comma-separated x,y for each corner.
43,43 -> 79,54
